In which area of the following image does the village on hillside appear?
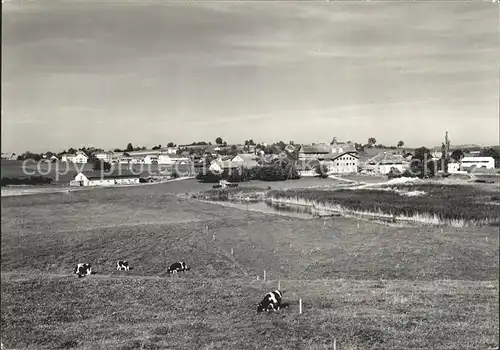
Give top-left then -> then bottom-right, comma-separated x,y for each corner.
2,133 -> 499,188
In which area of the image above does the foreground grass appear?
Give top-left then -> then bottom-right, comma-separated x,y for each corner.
1,274 -> 498,350
2,197 -> 498,281
2,182 -> 499,349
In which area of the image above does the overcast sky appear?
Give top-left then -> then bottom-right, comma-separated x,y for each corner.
2,1 -> 498,153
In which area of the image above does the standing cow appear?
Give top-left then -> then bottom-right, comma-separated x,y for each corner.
73,263 -> 92,278
167,261 -> 190,274
257,290 -> 284,313
116,260 -> 130,271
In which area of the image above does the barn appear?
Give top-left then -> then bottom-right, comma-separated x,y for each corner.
70,172 -> 141,187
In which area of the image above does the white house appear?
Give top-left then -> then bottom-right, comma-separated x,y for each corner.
118,157 -> 133,164
460,156 -> 495,170
95,152 -> 114,163
143,155 -> 158,164
209,161 -> 223,174
158,154 -> 190,165
363,153 -> 408,175
61,152 -> 88,163
130,157 -> 144,164
376,158 -> 408,175
161,147 -> 179,155
61,154 -> 72,162
69,172 -> 140,187
72,152 -> 89,164
298,144 -> 331,161
231,154 -> 259,169
208,159 -> 238,174
158,154 -> 175,165
448,162 -> 461,173
1,153 -> 17,160
323,152 -> 359,174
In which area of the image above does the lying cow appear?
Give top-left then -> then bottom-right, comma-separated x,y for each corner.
167,261 -> 190,274
257,290 -> 284,313
116,260 -> 130,271
73,263 -> 92,278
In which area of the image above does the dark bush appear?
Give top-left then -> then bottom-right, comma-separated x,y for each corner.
387,167 -> 402,179
1,176 -> 53,186
314,163 -> 329,178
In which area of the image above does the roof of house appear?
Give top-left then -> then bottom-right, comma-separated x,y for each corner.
180,144 -> 209,149
365,152 -> 404,165
78,171 -> 141,180
299,144 -> 331,154
127,149 -> 161,156
232,153 -> 259,162
77,170 -> 140,180
461,156 -> 494,161
209,160 -> 237,169
330,151 -> 359,161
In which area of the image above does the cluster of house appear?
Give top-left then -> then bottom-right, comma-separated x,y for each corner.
57,141 -> 362,174
205,140 -> 362,174
5,139 -> 496,182
60,147 -> 188,165
362,150 -> 496,175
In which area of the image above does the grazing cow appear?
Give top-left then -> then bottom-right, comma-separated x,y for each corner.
167,261 -> 190,274
116,260 -> 130,271
73,263 -> 92,278
257,290 -> 284,313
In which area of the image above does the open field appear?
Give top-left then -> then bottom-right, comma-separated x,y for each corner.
1,181 -> 499,349
0,160 -> 194,185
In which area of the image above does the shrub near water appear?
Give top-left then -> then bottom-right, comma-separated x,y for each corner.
193,187 -> 267,202
268,184 -> 500,225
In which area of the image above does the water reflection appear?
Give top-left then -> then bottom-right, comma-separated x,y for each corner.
210,200 -> 339,220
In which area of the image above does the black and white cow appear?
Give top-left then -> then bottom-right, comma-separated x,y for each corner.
73,263 -> 92,278
167,261 -> 190,274
257,290 -> 284,313
116,260 -> 130,271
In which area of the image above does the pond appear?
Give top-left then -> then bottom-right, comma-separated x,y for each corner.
207,200 -> 341,220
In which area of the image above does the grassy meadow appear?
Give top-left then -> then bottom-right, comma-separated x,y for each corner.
1,180 -> 499,349
0,160 -> 194,185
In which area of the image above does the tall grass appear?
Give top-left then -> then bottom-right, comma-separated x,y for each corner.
267,184 -> 500,226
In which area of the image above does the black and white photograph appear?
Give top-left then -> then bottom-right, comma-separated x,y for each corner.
1,0 -> 499,349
